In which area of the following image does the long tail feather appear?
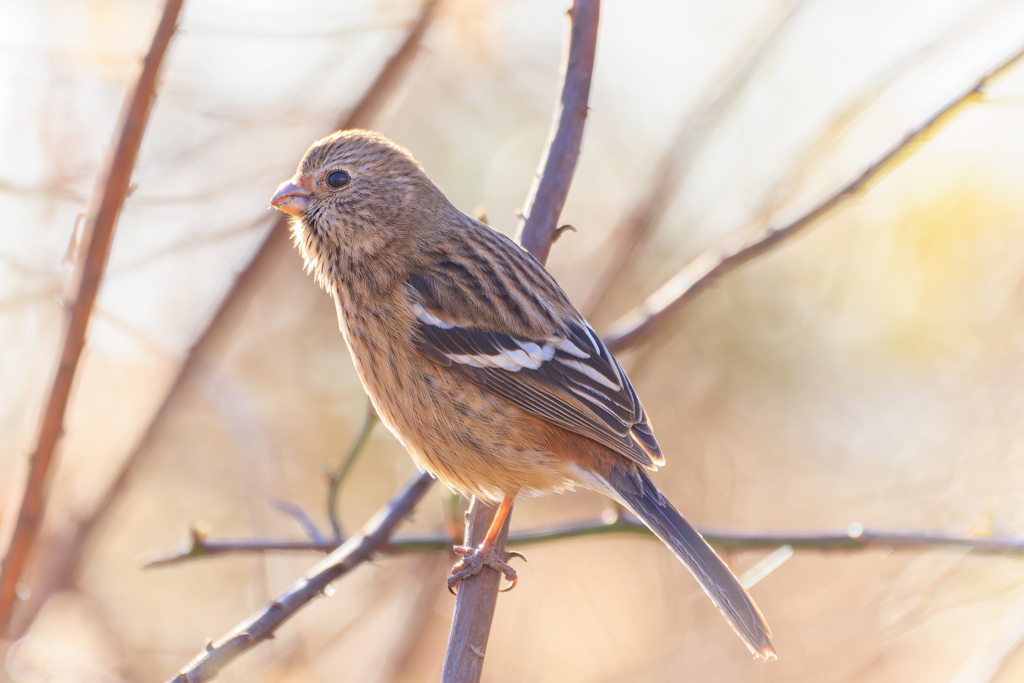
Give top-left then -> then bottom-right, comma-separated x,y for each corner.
604,466 -> 776,659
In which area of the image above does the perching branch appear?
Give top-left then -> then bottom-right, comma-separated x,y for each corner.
144,516 -> 1024,567
601,41 -> 1024,353
10,0 -> 442,644
0,0 -> 185,639
444,2 -> 600,680
164,473 -> 434,683
440,498 -> 515,682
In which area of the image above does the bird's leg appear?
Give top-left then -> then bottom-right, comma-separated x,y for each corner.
447,497 -> 524,594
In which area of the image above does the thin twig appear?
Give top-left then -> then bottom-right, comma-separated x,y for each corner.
602,41 -> 1024,353
327,399 -> 378,541
581,0 -> 806,316
8,0 -> 442,642
143,517 -> 1024,567
443,2 -> 600,680
164,473 -> 434,683
0,0 -> 185,639
270,501 -> 328,544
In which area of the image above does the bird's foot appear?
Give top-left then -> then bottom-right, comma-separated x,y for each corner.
447,545 -> 526,595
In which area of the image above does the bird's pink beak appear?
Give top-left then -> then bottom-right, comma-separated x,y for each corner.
270,176 -> 310,216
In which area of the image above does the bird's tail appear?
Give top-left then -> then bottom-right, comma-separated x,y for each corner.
603,466 -> 776,660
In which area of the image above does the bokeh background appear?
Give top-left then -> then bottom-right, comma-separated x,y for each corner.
4,0 -> 1024,680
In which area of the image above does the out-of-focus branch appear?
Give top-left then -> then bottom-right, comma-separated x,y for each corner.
602,41 -> 1024,353
0,0 -> 185,639
164,473 -> 434,683
144,517 -> 1024,566
755,0 -> 1001,227
444,2 -> 599,680
582,0 -> 806,316
512,0 -> 600,264
327,399 -> 378,541
9,0 -> 442,641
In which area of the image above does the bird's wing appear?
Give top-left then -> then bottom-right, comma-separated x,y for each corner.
406,269 -> 663,469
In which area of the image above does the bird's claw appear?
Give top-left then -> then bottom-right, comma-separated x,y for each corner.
447,545 -> 526,595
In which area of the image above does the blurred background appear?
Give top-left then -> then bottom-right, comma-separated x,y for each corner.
3,0 -> 1024,680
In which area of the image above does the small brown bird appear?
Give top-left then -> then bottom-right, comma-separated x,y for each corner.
271,130 -> 774,659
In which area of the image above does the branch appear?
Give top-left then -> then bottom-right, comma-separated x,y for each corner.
144,517 -> 1024,566
601,41 -> 1024,353
435,0 -> 600,676
9,0 -> 442,642
164,473 -> 434,683
442,1 -> 600,680
326,399 -> 378,541
440,498 -> 514,681
0,0 -> 185,639
512,0 -> 600,264
581,0 -> 806,316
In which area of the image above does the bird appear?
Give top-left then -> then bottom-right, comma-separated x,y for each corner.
270,129 -> 775,659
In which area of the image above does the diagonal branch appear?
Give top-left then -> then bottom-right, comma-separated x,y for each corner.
9,0 -> 442,642
443,1 -> 600,681
602,41 -> 1024,353
164,473 -> 434,683
0,0 -> 186,639
582,0 -> 806,316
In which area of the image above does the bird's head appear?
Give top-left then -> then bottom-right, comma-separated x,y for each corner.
270,129 -> 434,288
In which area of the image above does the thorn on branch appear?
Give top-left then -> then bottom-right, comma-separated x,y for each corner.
552,224 -> 576,244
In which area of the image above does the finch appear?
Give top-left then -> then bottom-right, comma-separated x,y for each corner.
270,130 -> 774,659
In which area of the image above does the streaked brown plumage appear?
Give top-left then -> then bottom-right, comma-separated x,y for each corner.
270,129 -> 775,659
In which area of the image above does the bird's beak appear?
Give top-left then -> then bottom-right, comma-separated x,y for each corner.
270,177 -> 310,216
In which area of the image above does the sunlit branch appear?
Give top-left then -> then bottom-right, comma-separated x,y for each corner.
602,41 -> 1024,353
0,0 -> 186,638
10,0 -> 443,645
582,0 -> 806,316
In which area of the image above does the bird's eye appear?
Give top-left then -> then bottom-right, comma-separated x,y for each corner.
327,170 -> 350,188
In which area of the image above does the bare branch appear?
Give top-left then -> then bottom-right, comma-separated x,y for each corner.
582,0 -> 806,316
0,0 -> 185,638
164,473 -> 434,683
146,517 -> 1024,566
326,399 -> 378,541
753,0 -> 1002,231
9,0 -> 442,641
270,501 -> 328,544
443,1 -> 600,679
512,0 -> 601,264
441,499 -> 514,682
602,41 -> 1024,353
